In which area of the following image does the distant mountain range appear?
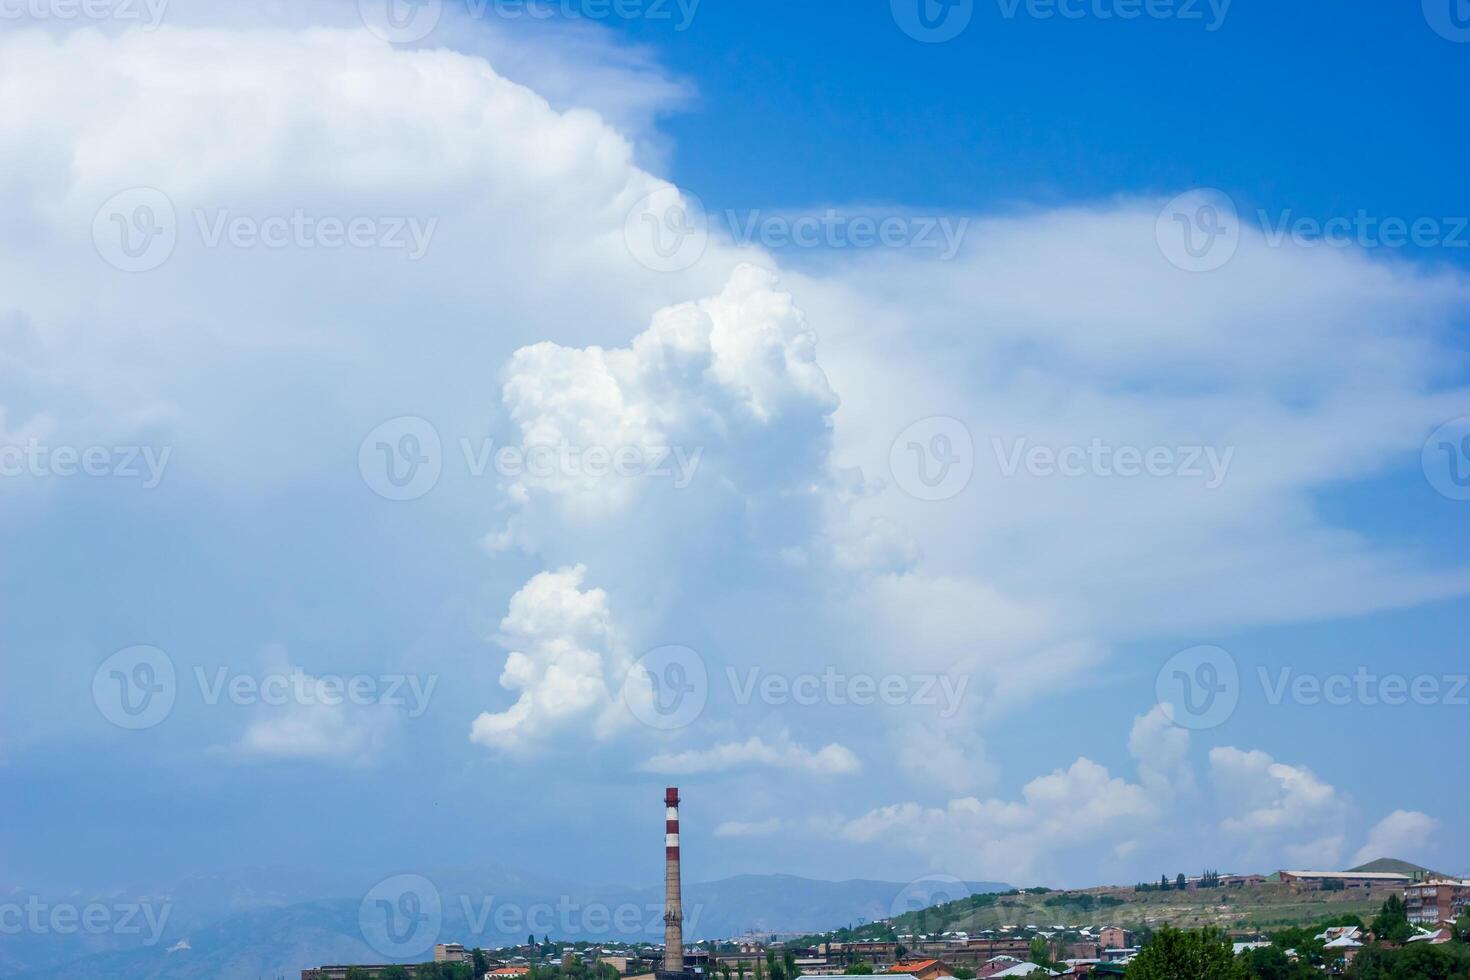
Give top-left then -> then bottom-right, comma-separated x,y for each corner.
2,869 -> 1008,980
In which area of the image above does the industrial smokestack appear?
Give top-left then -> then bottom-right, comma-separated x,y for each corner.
663,786 -> 684,974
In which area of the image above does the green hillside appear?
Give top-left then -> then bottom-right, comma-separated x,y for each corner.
850,879 -> 1408,938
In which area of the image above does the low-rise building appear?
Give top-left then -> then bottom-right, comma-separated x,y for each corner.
987,964 -> 1057,978
1404,879 -> 1470,925
436,943 -> 471,964
1323,935 -> 1364,967
976,956 -> 1025,978
962,939 -> 1034,963
832,941 -> 900,968
1278,870 -> 1411,890
887,958 -> 954,980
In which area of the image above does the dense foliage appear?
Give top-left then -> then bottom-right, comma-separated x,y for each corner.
1350,943 -> 1470,980
1126,926 -> 1247,980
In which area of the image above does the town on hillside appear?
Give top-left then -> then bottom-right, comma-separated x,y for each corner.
308,793 -> 1468,980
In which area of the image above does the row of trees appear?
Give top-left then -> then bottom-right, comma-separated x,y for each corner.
708,948 -> 802,980
1135,870 -> 1224,893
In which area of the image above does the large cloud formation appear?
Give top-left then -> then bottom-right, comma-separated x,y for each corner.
2,8 -> 1465,886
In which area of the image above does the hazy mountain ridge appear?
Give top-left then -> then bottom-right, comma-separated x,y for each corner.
4,871 -> 1008,980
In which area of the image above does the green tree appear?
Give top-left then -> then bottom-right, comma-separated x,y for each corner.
1456,913 -> 1470,944
344,969 -> 370,980
845,962 -> 874,976
1125,926 -> 1247,980
1240,945 -> 1317,980
953,969 -> 975,980
1177,874 -> 1189,891
378,968 -> 411,980
474,949 -> 491,974
1349,941 -> 1470,980
1372,894 -> 1414,945
1030,937 -> 1056,969
1160,874 -> 1171,892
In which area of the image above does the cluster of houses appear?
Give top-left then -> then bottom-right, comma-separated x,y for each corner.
786,926 -> 1143,978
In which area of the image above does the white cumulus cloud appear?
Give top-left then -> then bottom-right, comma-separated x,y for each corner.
1210,746 -> 1348,869
1352,810 -> 1440,868
642,735 -> 860,776
470,564 -> 634,754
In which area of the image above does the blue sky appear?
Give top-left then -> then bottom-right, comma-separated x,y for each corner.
626,0 -> 1470,256
1,0 -> 1469,910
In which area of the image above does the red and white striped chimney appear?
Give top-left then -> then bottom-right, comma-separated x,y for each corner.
663,786 -> 684,973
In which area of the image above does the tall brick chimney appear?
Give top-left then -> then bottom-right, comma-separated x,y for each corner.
663,786 -> 684,973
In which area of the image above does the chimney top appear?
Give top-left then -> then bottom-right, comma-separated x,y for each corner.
665,787 -> 680,806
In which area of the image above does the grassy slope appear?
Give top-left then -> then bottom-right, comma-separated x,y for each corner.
885,882 -> 1404,935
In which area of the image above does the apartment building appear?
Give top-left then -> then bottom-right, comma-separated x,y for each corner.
1404,879 -> 1470,925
